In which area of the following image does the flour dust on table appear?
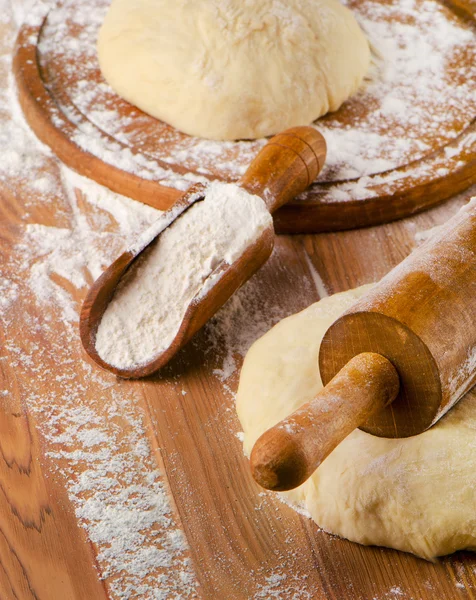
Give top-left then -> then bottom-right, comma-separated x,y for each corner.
0,4 -> 200,589
237,284 -> 476,560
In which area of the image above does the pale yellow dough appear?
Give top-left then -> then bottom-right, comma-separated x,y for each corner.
97,0 -> 370,140
236,286 -> 476,559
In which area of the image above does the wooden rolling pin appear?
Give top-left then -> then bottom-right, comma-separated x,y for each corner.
251,199 -> 476,491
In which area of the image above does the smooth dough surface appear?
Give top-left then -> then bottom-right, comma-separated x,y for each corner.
236,286 -> 476,559
98,0 -> 370,140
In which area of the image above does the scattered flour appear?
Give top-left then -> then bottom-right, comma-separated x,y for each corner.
303,252 -> 330,298
414,223 -> 444,244
254,573 -> 312,599
206,271 -> 299,384
2,205 -> 198,597
95,181 -> 272,369
0,13 -> 324,591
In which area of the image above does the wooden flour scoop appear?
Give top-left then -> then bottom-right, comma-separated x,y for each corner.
80,127 -> 326,378
251,200 -> 476,491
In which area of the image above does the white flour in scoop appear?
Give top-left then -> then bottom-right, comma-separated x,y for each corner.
95,181 -> 272,368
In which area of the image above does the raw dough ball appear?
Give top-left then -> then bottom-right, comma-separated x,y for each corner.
236,286 -> 476,559
97,0 -> 370,140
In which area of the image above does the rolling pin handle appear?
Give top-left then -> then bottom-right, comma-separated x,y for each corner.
250,352 -> 400,491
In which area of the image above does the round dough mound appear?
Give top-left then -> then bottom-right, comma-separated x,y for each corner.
98,0 -> 370,140
237,286 -> 476,560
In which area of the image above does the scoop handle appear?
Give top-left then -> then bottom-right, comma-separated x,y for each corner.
239,126 -> 327,214
250,353 -> 400,491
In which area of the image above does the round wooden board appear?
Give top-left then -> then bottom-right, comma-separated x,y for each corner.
13,0 -> 476,233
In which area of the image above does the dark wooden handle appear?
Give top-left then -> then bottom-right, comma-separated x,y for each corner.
250,353 -> 400,491
239,126 -> 327,214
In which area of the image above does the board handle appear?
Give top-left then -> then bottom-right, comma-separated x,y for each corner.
250,352 -> 400,491
239,127 -> 327,214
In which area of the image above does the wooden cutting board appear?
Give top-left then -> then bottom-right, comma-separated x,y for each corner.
13,0 -> 476,233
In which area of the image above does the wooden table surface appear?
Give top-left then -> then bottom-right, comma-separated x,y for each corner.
2,171 -> 475,599
2,7 -> 476,600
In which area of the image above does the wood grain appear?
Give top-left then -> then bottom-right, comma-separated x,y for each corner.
12,0 -> 476,232
0,248 -> 107,599
321,201 -> 476,436
0,197 -> 201,599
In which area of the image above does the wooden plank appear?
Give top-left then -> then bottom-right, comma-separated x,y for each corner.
0,226 -> 107,599
0,199 -> 202,599
140,192 -> 476,599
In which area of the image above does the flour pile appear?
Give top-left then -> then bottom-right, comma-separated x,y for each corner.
95,181 -> 272,368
